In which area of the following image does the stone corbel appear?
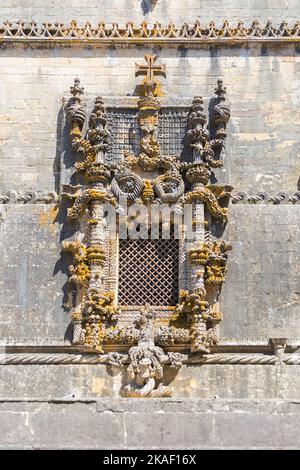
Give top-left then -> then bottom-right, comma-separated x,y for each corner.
270,338 -> 287,362
121,306 -> 183,398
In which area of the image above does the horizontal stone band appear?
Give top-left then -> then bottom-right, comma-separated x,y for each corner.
231,192 -> 300,204
0,353 -> 299,365
0,20 -> 300,47
0,191 -> 299,205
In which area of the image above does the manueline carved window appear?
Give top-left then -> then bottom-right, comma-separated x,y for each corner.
63,57 -> 232,399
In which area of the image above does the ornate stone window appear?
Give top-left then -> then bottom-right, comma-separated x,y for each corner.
62,55 -> 232,397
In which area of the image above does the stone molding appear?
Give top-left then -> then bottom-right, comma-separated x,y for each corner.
0,191 -> 58,204
0,190 -> 299,205
231,192 -> 300,205
1,352 -> 300,365
0,20 -> 300,47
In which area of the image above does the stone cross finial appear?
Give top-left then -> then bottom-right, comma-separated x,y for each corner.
135,55 -> 166,83
70,77 -> 84,98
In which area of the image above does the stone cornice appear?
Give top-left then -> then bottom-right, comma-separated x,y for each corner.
0,190 -> 299,205
0,20 -> 300,47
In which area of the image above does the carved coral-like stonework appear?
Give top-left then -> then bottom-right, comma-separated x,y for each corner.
62,54 -> 232,396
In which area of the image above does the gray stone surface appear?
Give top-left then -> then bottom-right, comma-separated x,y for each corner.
220,205 -> 300,339
0,204 -> 69,341
1,399 -> 300,449
0,0 -> 299,25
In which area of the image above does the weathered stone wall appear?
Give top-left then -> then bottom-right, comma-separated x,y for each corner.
1,363 -> 300,400
1,0 -> 300,449
1,45 -> 300,341
1,45 -> 300,193
2,398 -> 300,450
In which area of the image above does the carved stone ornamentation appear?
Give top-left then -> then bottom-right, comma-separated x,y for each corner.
153,170 -> 185,203
173,239 -> 231,353
63,80 -> 119,353
176,78 -> 232,353
122,306 -> 174,398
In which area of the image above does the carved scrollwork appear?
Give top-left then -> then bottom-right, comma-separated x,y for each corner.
185,187 -> 229,222
62,241 -> 90,287
82,290 -> 120,353
174,288 -> 222,353
65,188 -> 116,220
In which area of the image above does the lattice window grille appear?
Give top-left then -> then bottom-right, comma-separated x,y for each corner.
158,110 -> 189,158
105,108 -> 190,163
106,109 -> 140,164
118,226 -> 179,306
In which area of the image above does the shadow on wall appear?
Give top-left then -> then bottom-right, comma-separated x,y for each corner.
53,99 -> 80,194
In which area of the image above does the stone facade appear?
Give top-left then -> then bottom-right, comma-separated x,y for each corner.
1,0 -> 300,449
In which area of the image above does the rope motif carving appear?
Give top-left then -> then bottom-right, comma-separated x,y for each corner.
0,191 -> 298,205
231,192 -> 300,204
1,353 -> 300,365
0,191 -> 58,204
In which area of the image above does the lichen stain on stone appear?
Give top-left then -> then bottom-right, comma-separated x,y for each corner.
91,377 -> 107,395
38,206 -> 59,235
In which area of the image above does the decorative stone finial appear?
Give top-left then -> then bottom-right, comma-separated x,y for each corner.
135,54 -> 166,84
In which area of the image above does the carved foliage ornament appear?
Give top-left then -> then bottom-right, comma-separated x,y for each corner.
62,54 -> 232,396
